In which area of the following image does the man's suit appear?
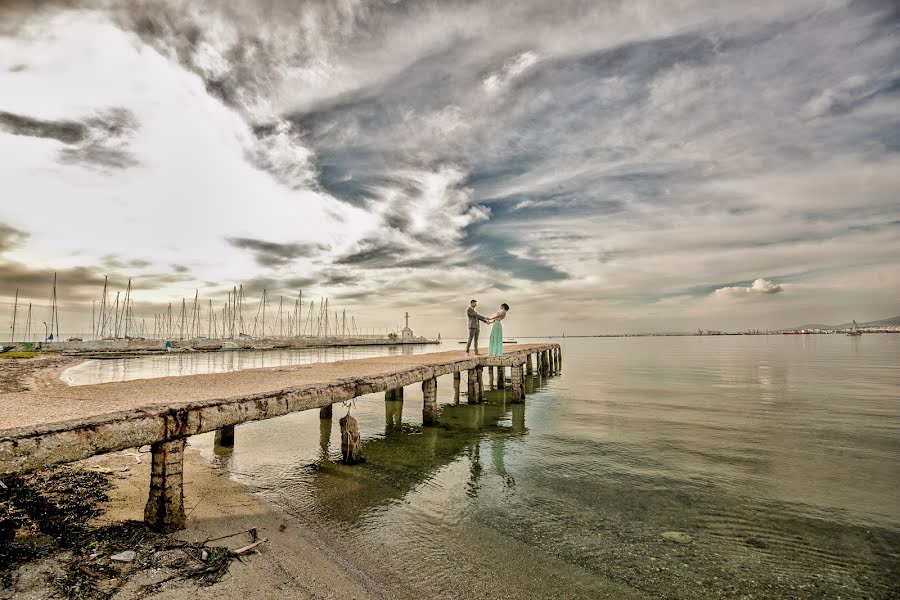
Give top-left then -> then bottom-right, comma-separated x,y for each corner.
466,306 -> 488,353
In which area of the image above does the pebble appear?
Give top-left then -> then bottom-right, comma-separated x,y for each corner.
661,531 -> 693,544
110,550 -> 136,562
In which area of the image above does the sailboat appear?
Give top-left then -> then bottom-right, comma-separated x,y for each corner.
847,320 -> 862,336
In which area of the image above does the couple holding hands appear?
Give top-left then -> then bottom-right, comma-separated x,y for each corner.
465,299 -> 510,356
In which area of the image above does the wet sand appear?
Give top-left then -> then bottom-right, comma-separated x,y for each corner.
3,446 -> 386,600
1,354 -> 385,599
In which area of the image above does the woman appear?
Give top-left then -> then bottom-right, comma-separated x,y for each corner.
487,303 -> 509,357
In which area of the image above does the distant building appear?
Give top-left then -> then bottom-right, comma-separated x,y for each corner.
401,312 -> 414,341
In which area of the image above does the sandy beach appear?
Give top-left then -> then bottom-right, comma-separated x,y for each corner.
0,355 -> 384,599
3,444 -> 385,600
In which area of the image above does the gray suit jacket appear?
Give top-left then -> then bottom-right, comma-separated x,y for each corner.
467,306 -> 488,329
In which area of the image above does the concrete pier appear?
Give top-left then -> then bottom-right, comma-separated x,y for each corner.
0,343 -> 560,531
497,366 -> 505,389
526,353 -> 533,375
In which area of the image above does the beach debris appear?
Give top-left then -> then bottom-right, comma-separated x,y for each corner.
660,531 -> 693,544
232,539 -> 267,555
339,411 -> 364,464
109,550 -> 137,562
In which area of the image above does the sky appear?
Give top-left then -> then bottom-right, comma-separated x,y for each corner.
0,0 -> 898,338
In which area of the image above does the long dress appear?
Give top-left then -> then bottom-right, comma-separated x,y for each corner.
488,319 -> 503,356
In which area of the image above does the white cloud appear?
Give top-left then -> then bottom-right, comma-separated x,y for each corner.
713,278 -> 783,299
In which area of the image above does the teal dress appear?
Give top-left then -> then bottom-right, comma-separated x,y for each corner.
488,319 -> 504,356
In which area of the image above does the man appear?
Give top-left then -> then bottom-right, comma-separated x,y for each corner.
465,299 -> 489,354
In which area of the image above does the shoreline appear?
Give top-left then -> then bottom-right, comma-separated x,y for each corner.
0,352 -> 385,599
2,446 -> 385,599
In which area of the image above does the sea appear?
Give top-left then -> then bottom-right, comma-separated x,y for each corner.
64,335 -> 900,599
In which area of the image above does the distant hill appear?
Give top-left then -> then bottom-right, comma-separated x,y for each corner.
787,316 -> 900,330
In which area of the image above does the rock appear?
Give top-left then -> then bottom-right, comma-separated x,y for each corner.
109,550 -> 136,562
661,531 -> 692,544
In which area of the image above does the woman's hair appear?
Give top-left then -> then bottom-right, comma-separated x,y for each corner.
501,303 -> 510,311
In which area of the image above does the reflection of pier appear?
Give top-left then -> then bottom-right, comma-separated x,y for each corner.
1,344 -> 561,532
308,396 -> 532,521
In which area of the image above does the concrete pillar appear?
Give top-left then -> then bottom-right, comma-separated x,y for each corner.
385,387 -> 404,401
214,425 -> 234,448
542,350 -> 551,375
497,366 -> 505,389
319,403 -> 333,419
488,366 -> 495,387
422,376 -> 438,426
557,347 -> 563,369
385,398 -> 403,429
475,366 -> 484,402
144,438 -> 186,532
453,371 -> 461,404
526,353 -> 533,375
510,364 -> 525,402
319,417 -> 331,458
467,368 -> 477,403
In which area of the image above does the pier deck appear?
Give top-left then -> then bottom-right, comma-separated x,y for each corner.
1,343 -> 561,531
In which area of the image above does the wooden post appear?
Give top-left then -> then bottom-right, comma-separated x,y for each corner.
510,364 -> 525,403
497,366 -> 505,389
339,412 -> 363,464
467,368 -> 477,403
422,376 -> 438,426
526,353 -> 533,375
144,438 -> 186,532
214,425 -> 234,448
320,403 -> 333,419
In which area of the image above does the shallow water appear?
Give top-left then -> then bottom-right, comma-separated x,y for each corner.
62,343 -> 439,385
74,336 -> 900,598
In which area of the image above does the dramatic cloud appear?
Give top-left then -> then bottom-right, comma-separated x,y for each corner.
0,107 -> 138,169
713,278 -> 783,299
226,237 -> 329,267
1,0 -> 898,335
0,223 -> 29,253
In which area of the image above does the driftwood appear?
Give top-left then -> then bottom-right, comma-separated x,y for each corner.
339,413 -> 363,464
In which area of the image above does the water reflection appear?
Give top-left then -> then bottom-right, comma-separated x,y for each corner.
305,387 -> 533,523
63,343 -> 442,385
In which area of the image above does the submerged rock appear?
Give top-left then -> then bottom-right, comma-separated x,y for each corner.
660,531 -> 692,544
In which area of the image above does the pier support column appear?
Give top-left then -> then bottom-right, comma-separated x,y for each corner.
385,387 -> 404,401
422,377 -> 438,426
488,367 -> 495,388
453,371 -> 461,404
542,351 -> 551,376
497,366 -> 505,389
475,366 -> 484,402
557,347 -> 562,369
144,438 -> 186,533
214,425 -> 234,449
510,364 -> 525,402
319,403 -> 333,419
467,368 -> 477,403
339,412 -> 363,465
526,353 -> 533,375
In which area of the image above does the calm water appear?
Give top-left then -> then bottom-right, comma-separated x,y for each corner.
75,336 -> 900,598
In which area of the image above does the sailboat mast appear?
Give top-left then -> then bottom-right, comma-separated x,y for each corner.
10,289 -> 18,343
